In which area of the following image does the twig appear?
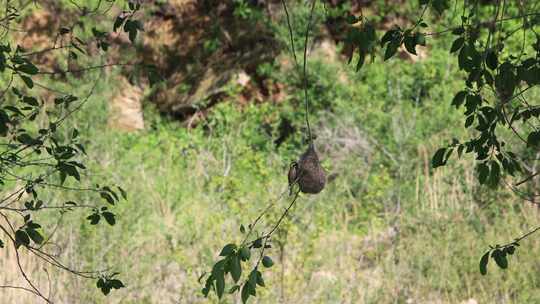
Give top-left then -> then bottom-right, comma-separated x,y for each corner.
499,225 -> 540,248
37,62 -> 136,75
240,187 -> 289,247
515,171 -> 540,187
255,189 -> 301,268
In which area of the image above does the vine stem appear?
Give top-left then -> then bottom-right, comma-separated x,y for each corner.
240,187 -> 289,247
515,171 -> 540,186
497,225 -> 540,249
255,189 -> 301,268
281,0 -> 317,145
280,0 -> 299,71
303,0 -> 317,145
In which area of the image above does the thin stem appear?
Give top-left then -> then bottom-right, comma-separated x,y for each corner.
240,186 -> 289,247
501,225 -> 540,247
280,0 -> 299,70
515,171 -> 540,187
303,0 -> 317,144
255,189 -> 301,268
37,62 -> 136,75
0,285 -> 41,297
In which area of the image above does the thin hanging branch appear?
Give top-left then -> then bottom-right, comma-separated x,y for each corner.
281,0 -> 317,144
303,0 -> 317,144
280,0 -> 299,70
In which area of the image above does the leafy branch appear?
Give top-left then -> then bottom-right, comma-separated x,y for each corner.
0,0 -> 156,301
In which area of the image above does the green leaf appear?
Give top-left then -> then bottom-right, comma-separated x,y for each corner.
479,251 -> 489,275
380,29 -> 399,46
100,285 -> 111,295
492,249 -> 508,269
451,91 -> 467,108
404,35 -> 417,55
431,147 -> 447,168
117,186 -> 127,200
384,41 -> 400,61
133,20 -> 144,31
256,271 -> 265,287
102,212 -> 116,226
18,64 -> 39,75
356,50 -> 365,72
527,131 -> 540,148
97,278 -> 105,288
450,37 -> 464,53
488,161 -> 501,189
239,247 -> 251,261
262,256 -> 274,268
216,271 -> 225,299
504,245 -> 516,255
20,75 -> 33,88
100,191 -> 115,204
486,50 -> 498,70
26,228 -> 44,244
57,163 -> 80,181
109,279 -> 124,289
212,259 -> 225,277
484,69 -> 494,86
248,270 -> 258,293
477,162 -> 490,184
87,213 -> 100,225
15,230 -> 30,248
231,255 -> 242,283
128,29 -> 137,43
464,115 -> 474,128
219,243 -> 237,256
431,0 -> 450,14
241,282 -> 250,304
22,96 -> 39,106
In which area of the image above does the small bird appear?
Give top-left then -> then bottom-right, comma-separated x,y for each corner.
288,161 -> 299,195
288,143 -> 326,195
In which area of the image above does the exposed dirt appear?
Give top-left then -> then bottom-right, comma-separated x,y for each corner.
139,1 -> 280,121
18,0 -> 429,131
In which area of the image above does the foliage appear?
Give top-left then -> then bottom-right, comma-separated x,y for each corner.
0,0 -> 154,301
340,0 -> 540,277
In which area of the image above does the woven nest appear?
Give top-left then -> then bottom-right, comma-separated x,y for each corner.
289,144 -> 326,194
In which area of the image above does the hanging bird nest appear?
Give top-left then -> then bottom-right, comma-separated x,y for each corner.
289,143 -> 326,194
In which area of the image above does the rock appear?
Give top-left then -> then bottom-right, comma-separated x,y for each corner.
398,45 -> 428,63
236,71 -> 251,87
108,77 -> 145,131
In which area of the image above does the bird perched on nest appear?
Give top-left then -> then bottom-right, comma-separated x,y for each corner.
288,143 -> 326,195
